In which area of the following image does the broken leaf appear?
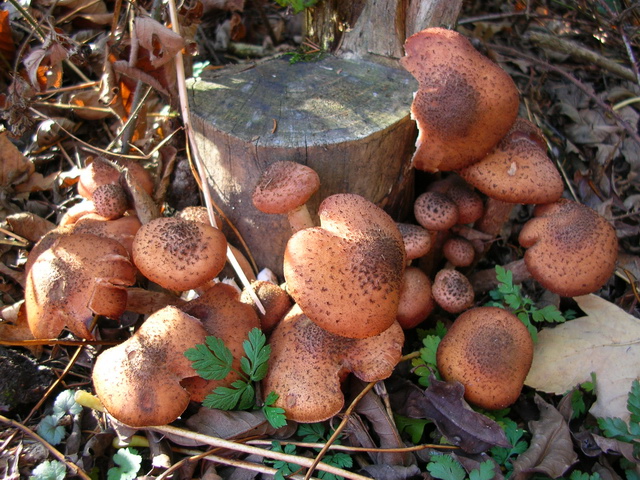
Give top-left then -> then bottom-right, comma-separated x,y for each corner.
134,17 -> 185,69
405,377 -> 510,454
510,395 -> 578,480
0,132 -> 34,188
525,294 -> 640,422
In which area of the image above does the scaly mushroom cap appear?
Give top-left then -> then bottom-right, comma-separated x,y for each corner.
92,306 -> 208,427
397,266 -> 434,329
180,283 -> 261,402
458,118 -> 564,204
401,28 -> 520,172
252,161 -> 320,215
443,236 -> 475,267
518,200 -> 618,296
78,157 -> 153,199
240,280 -> 293,332
284,194 -> 406,339
72,214 -> 142,257
414,192 -> 459,231
132,217 -> 227,291
25,233 -> 136,339
397,223 -> 433,262
92,183 -> 129,219
431,269 -> 474,313
263,304 -> 404,423
437,306 -> 534,410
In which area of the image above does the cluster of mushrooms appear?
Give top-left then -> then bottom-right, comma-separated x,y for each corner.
21,27 -> 619,427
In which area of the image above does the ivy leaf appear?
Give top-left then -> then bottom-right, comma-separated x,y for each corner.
29,460 -> 66,480
108,448 -> 142,480
184,338 -> 233,380
37,415 -> 65,445
53,390 -> 81,418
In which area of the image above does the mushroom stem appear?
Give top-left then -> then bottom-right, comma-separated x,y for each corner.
287,204 -> 315,232
474,197 -> 515,238
469,258 -> 531,293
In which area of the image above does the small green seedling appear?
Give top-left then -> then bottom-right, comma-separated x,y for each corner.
275,0 -> 318,14
487,265 -> 573,341
597,378 -> 640,457
29,460 -> 66,480
427,454 -> 495,480
185,327 -> 287,429
36,390 -> 82,445
107,448 -> 142,480
411,321 -> 448,387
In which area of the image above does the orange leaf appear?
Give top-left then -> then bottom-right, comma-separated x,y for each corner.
0,10 -> 15,64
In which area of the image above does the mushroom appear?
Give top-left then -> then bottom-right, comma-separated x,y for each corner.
25,233 -> 137,339
132,216 -> 227,291
436,306 -> 534,410
396,266 -> 434,329
71,214 -> 142,257
431,269 -> 474,314
92,306 -> 208,427
180,283 -> 261,402
518,199 -> 618,297
78,157 -> 154,200
414,191 -> 459,231
240,280 -> 293,332
397,223 -> 433,264
428,175 -> 484,225
60,184 -> 130,227
401,28 -> 520,172
284,193 -> 406,339
262,304 -> 404,423
253,161 -> 321,232
442,236 -> 475,267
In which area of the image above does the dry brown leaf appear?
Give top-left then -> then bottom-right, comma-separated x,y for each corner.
0,10 -> 15,64
511,395 -> 578,480
5,212 -> 56,243
0,132 -> 34,188
134,17 -> 185,69
23,42 -> 69,91
525,294 -> 640,422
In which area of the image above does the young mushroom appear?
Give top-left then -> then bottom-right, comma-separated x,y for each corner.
437,306 -> 534,410
401,28 -> 519,172
132,216 -> 227,291
263,304 -> 404,423
25,233 -> 136,339
431,269 -> 474,314
240,280 -> 293,332
414,191 -> 459,232
284,193 -> 406,338
396,266 -> 434,329
252,161 -> 321,232
92,306 -> 208,427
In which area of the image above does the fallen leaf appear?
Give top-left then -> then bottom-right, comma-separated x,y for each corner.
0,10 -> 15,64
0,132 -> 34,188
511,395 -> 578,480
134,17 -> 185,69
185,408 -> 294,440
525,294 -> 640,422
405,377 -> 510,454
5,212 -> 56,243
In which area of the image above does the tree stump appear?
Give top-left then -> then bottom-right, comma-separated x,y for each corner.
189,0 -> 462,276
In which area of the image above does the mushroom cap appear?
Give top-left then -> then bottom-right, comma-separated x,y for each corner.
401,28 -> 520,172
72,214 -> 142,257
92,183 -> 129,219
397,266 -> 434,329
180,283 -> 261,402
439,180 -> 484,225
25,233 -> 136,339
431,269 -> 474,313
240,280 -> 293,332
78,157 -> 153,199
518,200 -> 618,296
414,192 -> 459,231
458,118 -> 564,204
436,306 -> 534,410
263,304 -> 404,423
92,306 -> 208,427
132,217 -> 227,291
284,194 -> 406,338
252,161 -> 320,214
397,223 -> 432,261
443,236 -> 475,267
176,206 -> 220,227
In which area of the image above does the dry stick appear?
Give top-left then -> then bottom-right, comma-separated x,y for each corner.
151,425 -> 371,480
490,43 -> 640,149
166,0 -> 265,314
0,339 -> 118,347
0,415 -> 92,480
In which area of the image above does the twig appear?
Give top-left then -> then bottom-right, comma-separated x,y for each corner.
0,415 -> 92,480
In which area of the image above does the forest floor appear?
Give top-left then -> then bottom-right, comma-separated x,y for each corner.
0,1 -> 639,479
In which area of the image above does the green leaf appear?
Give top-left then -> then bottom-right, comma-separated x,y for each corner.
394,414 -> 429,444
495,265 -> 512,287
298,422 -> 326,443
108,448 -> 142,480
427,455 -> 466,480
318,452 -> 353,480
535,305 -> 567,324
420,335 -> 441,366
37,415 -> 66,445
242,328 -> 272,381
469,460 -> 495,480
627,379 -> 640,424
274,0 -> 318,14
204,381 -> 253,410
569,472 -> 602,480
265,441 -> 301,480
30,460 -> 66,480
53,390 -> 81,418
597,416 -> 634,443
184,339 -> 233,380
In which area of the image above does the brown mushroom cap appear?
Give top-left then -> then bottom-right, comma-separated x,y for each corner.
284,194 -> 406,339
458,118 -> 564,204
431,269 -> 474,313
397,223 -> 433,262
240,280 -> 293,332
78,157 -> 153,199
72,214 -> 142,257
92,183 -> 129,219
401,28 -> 520,172
436,306 -> 534,410
443,236 -> 475,267
263,304 -> 404,423
92,306 -> 208,427
518,200 -> 618,296
253,161 -> 320,215
132,217 -> 227,291
414,191 -> 459,231
25,233 -> 136,339
397,266 -> 434,329
180,283 -> 261,402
